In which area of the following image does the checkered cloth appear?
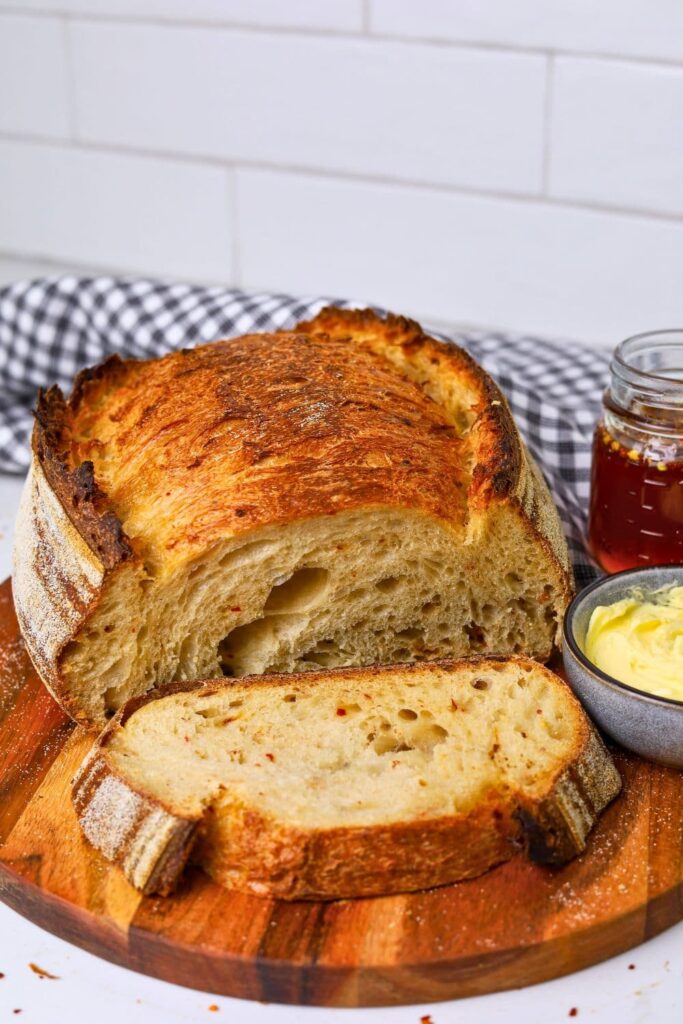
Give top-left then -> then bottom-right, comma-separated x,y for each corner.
0,276 -> 606,587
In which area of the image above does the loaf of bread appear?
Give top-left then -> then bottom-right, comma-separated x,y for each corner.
72,658 -> 621,900
14,308 -> 573,728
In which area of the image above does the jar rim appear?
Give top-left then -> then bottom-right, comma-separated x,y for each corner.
613,329 -> 683,389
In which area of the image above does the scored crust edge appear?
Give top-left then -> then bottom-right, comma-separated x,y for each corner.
294,308 -> 573,586
13,307 -> 574,726
71,658 -> 622,900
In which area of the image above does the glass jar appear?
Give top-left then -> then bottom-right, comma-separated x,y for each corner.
588,330 -> 683,573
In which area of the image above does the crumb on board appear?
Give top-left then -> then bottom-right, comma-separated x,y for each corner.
420,1016 -> 433,1024
29,962 -> 59,980
208,1006 -> 219,1013
569,1010 -> 578,1018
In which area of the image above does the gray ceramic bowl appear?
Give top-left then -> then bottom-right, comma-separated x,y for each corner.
562,565 -> 683,769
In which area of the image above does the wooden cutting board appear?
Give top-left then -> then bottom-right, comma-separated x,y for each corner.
0,578 -> 680,1008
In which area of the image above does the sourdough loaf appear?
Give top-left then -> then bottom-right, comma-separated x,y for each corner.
72,658 -> 621,900
13,308 -> 573,727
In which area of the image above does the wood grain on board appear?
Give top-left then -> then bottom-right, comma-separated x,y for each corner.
0,578 -> 680,1007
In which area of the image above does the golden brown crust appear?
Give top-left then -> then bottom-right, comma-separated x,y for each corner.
294,307 -> 523,505
64,320 -> 473,569
72,658 -> 621,900
199,798 -> 520,900
295,308 -> 572,591
31,306 -> 566,573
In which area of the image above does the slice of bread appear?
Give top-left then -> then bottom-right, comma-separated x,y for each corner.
14,308 -> 573,728
72,658 -> 621,900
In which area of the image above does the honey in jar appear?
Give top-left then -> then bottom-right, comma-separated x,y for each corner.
588,330 -> 683,574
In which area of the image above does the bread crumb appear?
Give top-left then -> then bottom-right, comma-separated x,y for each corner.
29,963 -> 59,980
208,1005 -> 219,1013
568,1009 -> 578,1018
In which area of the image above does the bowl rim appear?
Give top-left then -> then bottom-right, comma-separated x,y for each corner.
563,565 -> 683,711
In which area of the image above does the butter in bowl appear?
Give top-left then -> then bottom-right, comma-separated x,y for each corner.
563,566 -> 683,769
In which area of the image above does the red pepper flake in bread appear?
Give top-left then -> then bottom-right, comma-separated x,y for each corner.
265,753 -> 275,762
536,708 -> 543,715
450,698 -> 458,710
336,708 -> 347,716
231,606 -> 241,612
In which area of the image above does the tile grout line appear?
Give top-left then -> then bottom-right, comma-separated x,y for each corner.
2,7 -> 683,70
1,130 -> 683,227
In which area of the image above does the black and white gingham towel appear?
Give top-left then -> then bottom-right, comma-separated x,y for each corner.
0,277 -> 606,588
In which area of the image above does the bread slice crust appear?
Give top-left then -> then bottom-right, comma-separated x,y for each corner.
14,309 -> 574,726
72,658 -> 621,900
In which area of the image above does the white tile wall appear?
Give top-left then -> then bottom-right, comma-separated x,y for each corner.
550,58 -> 683,217
370,0 -> 683,63
0,14 -> 71,138
0,140 -> 234,280
238,169 -> 683,347
1,4 -> 682,346
0,1 -> 364,31
69,21 -> 546,194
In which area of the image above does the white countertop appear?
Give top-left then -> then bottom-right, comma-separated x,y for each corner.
0,472 -> 680,1024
